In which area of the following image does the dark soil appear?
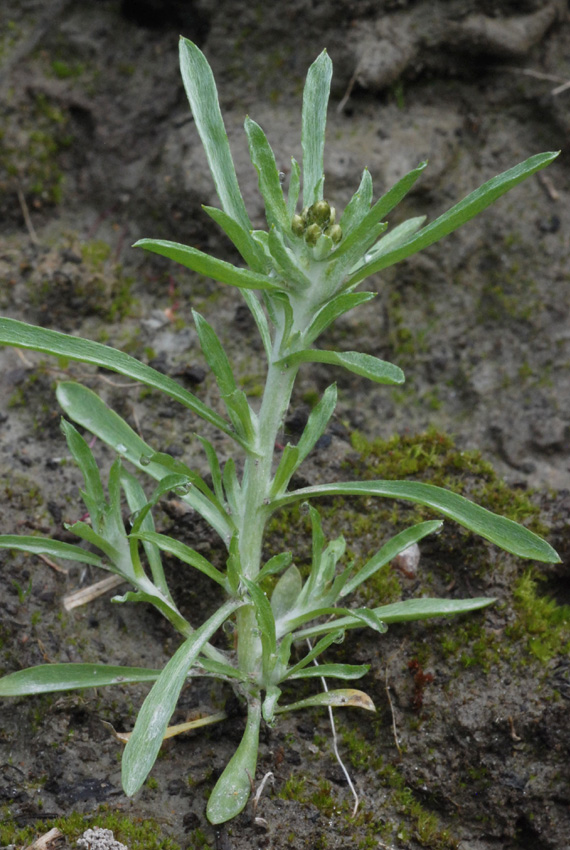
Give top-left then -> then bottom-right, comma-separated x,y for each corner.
1,2 -> 569,849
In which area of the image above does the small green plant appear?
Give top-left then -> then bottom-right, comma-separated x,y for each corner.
0,39 -> 560,825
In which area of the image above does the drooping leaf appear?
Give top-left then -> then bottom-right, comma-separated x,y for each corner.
271,480 -> 560,563
0,319 -> 234,439
0,664 -> 161,697
0,536 -> 105,568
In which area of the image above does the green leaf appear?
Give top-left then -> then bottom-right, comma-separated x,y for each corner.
304,292 -> 376,345
340,520 -> 443,598
193,310 -> 237,397
207,699 -> 262,824
0,318 -> 234,439
349,216 -> 426,273
0,535 -> 105,568
269,443 -> 300,497
271,480 -> 560,563
222,458 -> 241,518
120,467 -> 169,598
348,151 -> 560,286
0,664 -> 161,697
274,349 -> 405,385
131,531 -> 227,589
295,384 -> 337,464
334,161 -> 427,262
202,206 -> 267,272
197,436 -> 225,505
339,168 -> 373,233
287,158 -> 301,217
56,383 -> 233,542
134,238 -> 279,292
243,577 -> 276,659
275,688 -> 375,714
256,551 -> 293,582
271,564 -> 303,622
122,599 -> 241,796
60,419 -> 105,524
245,116 -> 290,232
284,630 -> 345,677
293,596 -> 496,640
288,663 -> 369,681
267,227 -> 313,291
178,38 -> 251,232
239,289 -> 272,360
197,658 -> 246,682
302,50 -> 333,206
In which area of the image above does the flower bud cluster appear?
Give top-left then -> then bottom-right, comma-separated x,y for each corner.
291,200 -> 342,247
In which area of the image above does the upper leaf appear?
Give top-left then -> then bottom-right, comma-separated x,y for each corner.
302,50 -> 333,207
179,37 -> 251,232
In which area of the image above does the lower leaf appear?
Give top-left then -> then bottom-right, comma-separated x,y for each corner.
207,698 -> 262,824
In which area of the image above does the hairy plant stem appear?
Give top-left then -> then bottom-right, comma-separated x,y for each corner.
236,331 -> 300,681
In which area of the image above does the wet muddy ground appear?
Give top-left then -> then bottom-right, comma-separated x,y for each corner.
1,2 -> 569,848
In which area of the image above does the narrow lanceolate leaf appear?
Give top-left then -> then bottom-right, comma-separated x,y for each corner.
0,664 -> 161,697
131,531 -> 227,589
348,151 -> 560,286
239,289 -> 272,360
295,384 -> 337,464
274,350 -> 405,385
272,481 -> 561,563
339,168 -> 373,233
287,157 -> 301,217
287,663 -> 369,681
275,689 -> 375,714
56,383 -> 234,542
0,535 -> 105,568
304,292 -> 376,346
340,520 -> 443,598
122,599 -> 241,796
302,49 -> 333,206
134,239 -> 279,292
0,318 -> 233,438
202,206 -> 267,272
179,37 -> 251,232
245,116 -> 290,232
333,161 -> 427,261
267,228 -> 312,290
207,699 -> 262,824
293,596 -> 496,640
350,216 -> 426,273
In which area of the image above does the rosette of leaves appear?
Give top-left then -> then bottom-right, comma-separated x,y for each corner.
0,39 -> 560,825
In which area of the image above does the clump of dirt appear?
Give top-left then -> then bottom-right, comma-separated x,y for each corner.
1,2 -> 569,849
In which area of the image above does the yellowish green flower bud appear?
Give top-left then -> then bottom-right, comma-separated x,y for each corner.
305,223 -> 322,245
325,223 -> 342,244
291,214 -> 305,237
310,200 -> 331,225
